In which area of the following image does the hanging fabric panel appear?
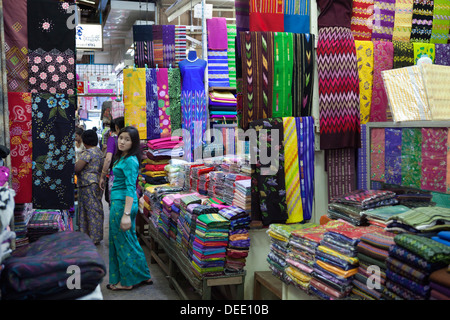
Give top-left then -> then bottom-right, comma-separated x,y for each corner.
355,40 -> 374,125
27,0 -> 75,52
385,128 -> 403,185
393,41 -> 415,69
370,128 -> 386,182
168,68 -> 182,134
326,148 -> 356,200
284,0 -> 310,33
351,0 -> 374,40
421,128 -> 448,193
435,43 -> 450,65
392,0 -> 414,42
357,124 -> 368,190
410,0 -> 434,43
133,25 -> 154,68
207,50 -> 231,87
297,116 -> 314,221
153,25 -> 164,67
430,0 -> 450,43
175,25 -> 187,67
31,93 -> 75,209
146,68 -> 160,141
156,68 -> 171,138
317,27 -> 360,150
401,128 -> 422,189
240,31 -> 274,129
249,0 -> 285,32
123,68 -> 147,139
8,92 -> 32,203
163,25 -> 176,68
371,0 -> 396,41
227,25 -> 237,88
421,64 -> 450,120
273,32 -> 293,118
370,40 -> 393,122
3,0 -> 29,92
207,18 -> 228,50
413,42 -> 435,64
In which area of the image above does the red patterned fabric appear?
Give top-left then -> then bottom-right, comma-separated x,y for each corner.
350,0 -> 374,40
8,92 -> 32,203
249,12 -> 284,32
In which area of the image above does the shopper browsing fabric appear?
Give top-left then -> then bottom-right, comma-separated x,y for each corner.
75,127 -> 85,162
107,126 -> 152,291
100,117 -> 125,204
75,129 -> 105,245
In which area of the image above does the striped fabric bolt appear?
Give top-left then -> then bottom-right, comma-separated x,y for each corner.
175,25 -> 187,66
283,117 -> 303,223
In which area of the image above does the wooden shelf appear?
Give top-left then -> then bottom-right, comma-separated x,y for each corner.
209,86 -> 236,91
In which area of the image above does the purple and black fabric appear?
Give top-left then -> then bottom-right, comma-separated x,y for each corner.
163,25 -> 176,68
435,44 -> 450,66
0,231 -> 106,300
133,24 -> 154,68
357,124 -> 368,190
27,0 -> 75,52
31,93 -> 76,210
146,68 -> 160,140
385,128 -> 402,185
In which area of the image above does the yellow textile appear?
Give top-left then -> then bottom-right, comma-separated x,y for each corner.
420,64 -> 450,120
413,43 -> 435,64
355,40 -> 374,124
392,0 -> 413,42
267,229 -> 288,243
316,260 -> 359,278
123,68 -> 147,139
209,91 -> 237,101
146,184 -> 170,193
285,266 -> 312,283
142,158 -> 170,165
317,245 -> 359,265
143,170 -> 167,177
381,66 -> 432,121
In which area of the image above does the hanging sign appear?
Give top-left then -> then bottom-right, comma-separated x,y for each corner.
87,75 -> 116,94
76,24 -> 103,50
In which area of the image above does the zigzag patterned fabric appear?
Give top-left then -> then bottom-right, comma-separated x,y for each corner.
317,26 -> 361,150
351,0 -> 374,40
240,31 -> 274,129
410,0 -> 434,42
430,0 -> 450,43
392,0 -> 414,41
372,0 -> 396,41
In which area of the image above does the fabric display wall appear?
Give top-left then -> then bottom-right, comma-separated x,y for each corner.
250,117 -> 315,226
133,24 -> 186,69
207,18 -> 231,88
3,0 -> 77,209
369,126 -> 450,194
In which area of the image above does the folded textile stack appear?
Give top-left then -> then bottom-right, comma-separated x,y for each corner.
385,206 -> 450,234
27,210 -> 67,243
222,173 -> 250,205
12,203 -> 33,248
161,193 -> 190,241
176,194 -> 202,255
352,230 -> 396,300
328,190 -> 398,225
429,267 -> 450,300
218,206 -> 251,274
209,90 -> 237,117
147,136 -> 184,158
140,155 -> 170,187
384,234 -> 450,300
208,171 -> 225,199
191,213 -> 230,278
361,205 -> 411,229
149,186 -> 184,235
432,231 -> 450,247
232,179 -> 251,213
310,224 -> 382,300
1,232 -> 106,300
190,166 -> 215,194
287,220 -> 347,293
380,186 -> 435,209
266,223 -> 316,283
183,163 -> 205,191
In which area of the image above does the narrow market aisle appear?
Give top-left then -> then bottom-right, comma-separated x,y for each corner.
96,196 -> 181,300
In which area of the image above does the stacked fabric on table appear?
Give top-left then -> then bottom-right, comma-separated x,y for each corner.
429,267 -> 450,300
385,206 -> 450,234
232,179 -> 251,213
161,193 -> 190,241
328,190 -> 398,226
223,173 -> 250,205
150,186 -> 184,232
177,194 -> 203,257
208,171 -> 225,199
191,213 -> 230,278
287,220 -> 347,293
266,223 -> 316,283
27,210 -> 67,243
361,205 -> 411,229
144,137 -> 183,184
190,166 -> 215,194
209,90 -> 237,118
352,230 -> 396,300
218,206 -> 251,274
310,224 -> 382,300
384,234 -> 450,300
12,203 -> 33,248
0,232 -> 106,300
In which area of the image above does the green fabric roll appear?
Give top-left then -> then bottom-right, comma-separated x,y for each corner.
168,68 -> 181,134
272,32 -> 293,117
227,25 -> 237,88
394,233 -> 450,264
401,128 -> 422,189
430,0 -> 450,44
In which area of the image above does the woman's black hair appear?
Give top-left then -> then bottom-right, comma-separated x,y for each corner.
112,126 -> 141,166
81,129 -> 98,147
75,127 -> 84,136
114,116 -> 125,132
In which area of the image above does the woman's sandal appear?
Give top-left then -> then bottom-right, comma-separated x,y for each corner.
140,279 -> 153,286
106,283 -> 134,291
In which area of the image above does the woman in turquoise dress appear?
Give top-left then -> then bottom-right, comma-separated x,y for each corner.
106,126 -> 152,291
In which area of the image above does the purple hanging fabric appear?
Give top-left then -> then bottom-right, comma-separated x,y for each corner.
163,25 -> 175,68
385,128 -> 402,185
146,68 -> 160,140
435,44 -> 450,66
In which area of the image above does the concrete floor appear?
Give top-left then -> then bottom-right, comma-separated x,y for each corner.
95,197 -> 183,300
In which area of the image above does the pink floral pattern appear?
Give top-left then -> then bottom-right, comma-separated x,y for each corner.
28,49 -> 75,95
421,128 -> 448,193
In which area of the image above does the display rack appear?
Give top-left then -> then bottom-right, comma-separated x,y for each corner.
137,212 -> 245,300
